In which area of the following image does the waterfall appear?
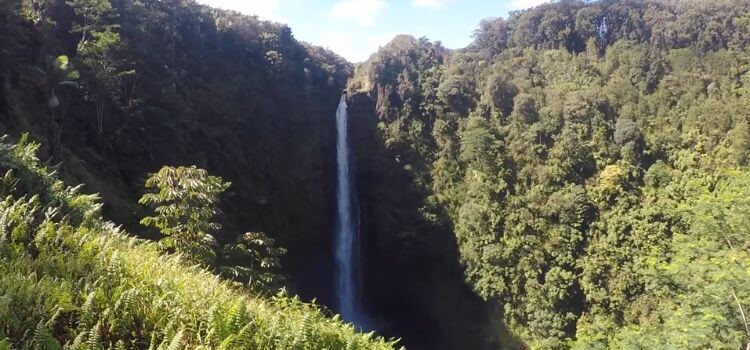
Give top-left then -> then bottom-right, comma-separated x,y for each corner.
335,93 -> 362,325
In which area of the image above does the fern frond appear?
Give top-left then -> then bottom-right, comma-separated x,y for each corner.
32,321 -> 62,350
0,338 -> 12,350
85,321 -> 103,350
164,329 -> 184,350
79,291 -> 98,329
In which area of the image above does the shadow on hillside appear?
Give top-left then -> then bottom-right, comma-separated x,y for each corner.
347,92 -> 525,350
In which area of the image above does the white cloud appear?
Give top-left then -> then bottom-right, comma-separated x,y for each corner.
196,0 -> 285,22
330,0 -> 387,27
509,0 -> 549,10
317,31 -> 398,63
319,31 -> 360,61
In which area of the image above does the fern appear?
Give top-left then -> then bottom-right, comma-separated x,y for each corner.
345,336 -> 360,350
289,313 -> 312,350
0,135 -> 396,350
217,322 -> 254,350
163,329 -> 184,350
0,338 -> 12,350
32,321 -> 62,350
46,307 -> 64,328
85,321 -> 103,350
112,287 -> 139,326
147,331 -> 158,350
67,330 -> 88,349
79,291 -> 98,330
226,301 -> 248,333
0,169 -> 18,195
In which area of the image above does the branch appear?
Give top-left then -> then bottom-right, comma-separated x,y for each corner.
731,288 -> 750,350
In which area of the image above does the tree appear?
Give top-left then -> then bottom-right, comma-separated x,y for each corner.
218,231 -> 286,292
578,170 -> 750,349
41,55 -> 79,107
33,55 -> 79,150
68,0 -> 133,135
613,117 -> 643,162
139,166 -> 230,266
0,0 -> 20,102
438,74 -> 475,115
730,119 -> 750,165
67,0 -> 118,47
77,28 -> 133,134
20,0 -> 56,34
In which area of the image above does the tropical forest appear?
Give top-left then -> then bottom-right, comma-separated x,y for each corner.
0,0 -> 749,349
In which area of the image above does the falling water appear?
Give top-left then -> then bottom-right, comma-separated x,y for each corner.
335,93 -> 362,325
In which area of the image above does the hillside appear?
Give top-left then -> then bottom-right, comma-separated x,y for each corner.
2,0 -> 750,349
0,0 -> 353,309
0,0 -> 397,348
0,0 -> 502,347
0,135 -> 394,348
348,0 -> 750,348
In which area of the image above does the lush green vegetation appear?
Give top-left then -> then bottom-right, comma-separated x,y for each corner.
0,135 -> 395,348
350,0 -> 750,348
139,165 -> 286,291
2,0 -> 500,346
3,0 -> 750,348
0,0 -> 350,298
0,0 -> 396,347
139,166 -> 231,267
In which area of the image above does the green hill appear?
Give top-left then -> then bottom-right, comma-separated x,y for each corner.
0,135 -> 395,349
347,0 -> 750,348
3,0 -> 750,348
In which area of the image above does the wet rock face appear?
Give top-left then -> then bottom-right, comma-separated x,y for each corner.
346,92 -> 376,119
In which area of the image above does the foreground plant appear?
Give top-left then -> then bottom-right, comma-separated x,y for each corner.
0,135 -> 396,349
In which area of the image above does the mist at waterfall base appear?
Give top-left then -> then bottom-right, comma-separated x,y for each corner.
334,93 -> 368,328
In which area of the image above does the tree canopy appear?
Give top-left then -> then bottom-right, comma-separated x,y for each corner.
349,0 -> 750,348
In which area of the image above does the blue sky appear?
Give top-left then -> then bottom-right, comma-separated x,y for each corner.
195,0 -> 549,62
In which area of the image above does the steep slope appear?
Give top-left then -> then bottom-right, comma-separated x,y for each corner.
5,0 -> 750,348
348,1 -> 750,348
345,37 -> 510,350
0,0 -> 348,305
1,1 -> 504,348
0,135 -> 395,348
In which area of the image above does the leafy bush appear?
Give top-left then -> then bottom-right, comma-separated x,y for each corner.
139,165 -> 230,266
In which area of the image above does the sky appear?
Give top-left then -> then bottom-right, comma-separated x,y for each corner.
195,0 -> 549,62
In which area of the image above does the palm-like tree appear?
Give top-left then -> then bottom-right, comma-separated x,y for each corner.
34,55 -> 79,110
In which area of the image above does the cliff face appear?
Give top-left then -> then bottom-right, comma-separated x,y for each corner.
0,0 -> 350,304
347,88 -> 504,350
2,3 -> 501,347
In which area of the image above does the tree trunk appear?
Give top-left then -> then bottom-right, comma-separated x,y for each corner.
96,102 -> 105,135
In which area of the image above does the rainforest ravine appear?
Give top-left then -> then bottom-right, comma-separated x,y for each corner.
2,0 -> 750,349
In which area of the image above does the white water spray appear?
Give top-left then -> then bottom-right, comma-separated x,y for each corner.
335,93 -> 362,325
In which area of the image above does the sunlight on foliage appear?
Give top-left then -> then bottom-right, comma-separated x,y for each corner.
0,136 -> 396,349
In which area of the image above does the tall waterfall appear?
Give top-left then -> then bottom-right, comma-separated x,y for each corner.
335,93 -> 362,325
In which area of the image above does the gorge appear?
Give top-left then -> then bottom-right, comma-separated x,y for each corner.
1,0 -> 750,349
